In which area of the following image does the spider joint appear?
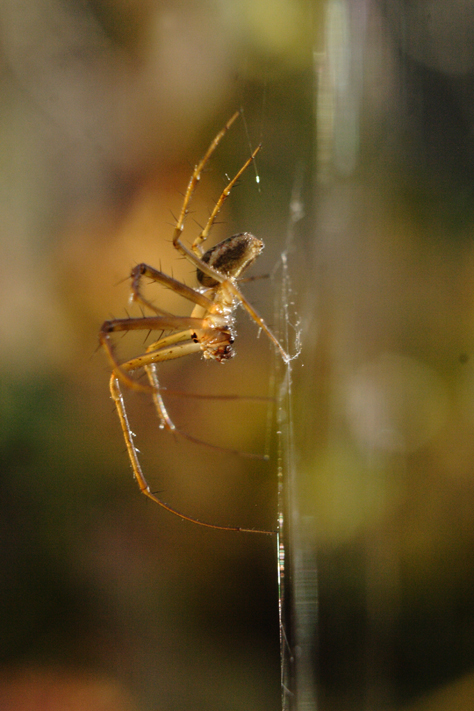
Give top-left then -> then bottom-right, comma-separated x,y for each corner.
101,320 -> 113,334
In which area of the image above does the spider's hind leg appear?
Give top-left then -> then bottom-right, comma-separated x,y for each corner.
109,372 -> 273,534
144,360 -> 266,460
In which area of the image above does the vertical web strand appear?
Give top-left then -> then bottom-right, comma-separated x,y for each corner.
274,169 -> 318,710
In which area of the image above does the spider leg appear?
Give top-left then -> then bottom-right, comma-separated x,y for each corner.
172,146 -> 260,272
121,336 -> 201,372
158,390 -> 272,402
170,109 -> 259,268
172,110 -> 240,256
190,144 -> 261,257
100,314 -> 207,392
110,373 -> 275,534
130,264 -> 213,314
226,281 -> 291,363
144,361 -> 266,459
144,328 -> 194,353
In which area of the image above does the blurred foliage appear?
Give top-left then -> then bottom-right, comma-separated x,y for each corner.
2,0 -> 474,710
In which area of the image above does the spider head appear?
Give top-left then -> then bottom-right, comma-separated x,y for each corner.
197,232 -> 264,287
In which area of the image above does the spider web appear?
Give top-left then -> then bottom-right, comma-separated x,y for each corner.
270,172 -> 317,711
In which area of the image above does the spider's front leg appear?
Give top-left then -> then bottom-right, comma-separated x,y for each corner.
172,145 -> 261,273
189,145 -> 261,258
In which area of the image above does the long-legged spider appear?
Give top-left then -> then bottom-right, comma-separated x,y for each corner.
100,111 -> 289,534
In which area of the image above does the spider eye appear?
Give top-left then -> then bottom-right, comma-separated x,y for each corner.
197,232 -> 264,286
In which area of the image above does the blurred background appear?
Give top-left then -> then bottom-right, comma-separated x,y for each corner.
2,0 -> 474,710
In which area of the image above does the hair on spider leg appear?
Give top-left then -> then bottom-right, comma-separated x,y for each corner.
121,306 -> 135,320
100,110 -> 292,533
149,488 -> 167,499
167,208 -> 179,226
113,274 -> 133,288
191,217 -> 205,232
142,329 -> 154,345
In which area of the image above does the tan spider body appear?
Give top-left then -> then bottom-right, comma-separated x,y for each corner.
192,232 -> 264,362
100,111 -> 289,534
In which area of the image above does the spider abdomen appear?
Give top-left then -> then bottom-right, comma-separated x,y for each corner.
197,232 -> 264,287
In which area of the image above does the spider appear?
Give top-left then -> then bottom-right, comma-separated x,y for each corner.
100,111 -> 289,535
